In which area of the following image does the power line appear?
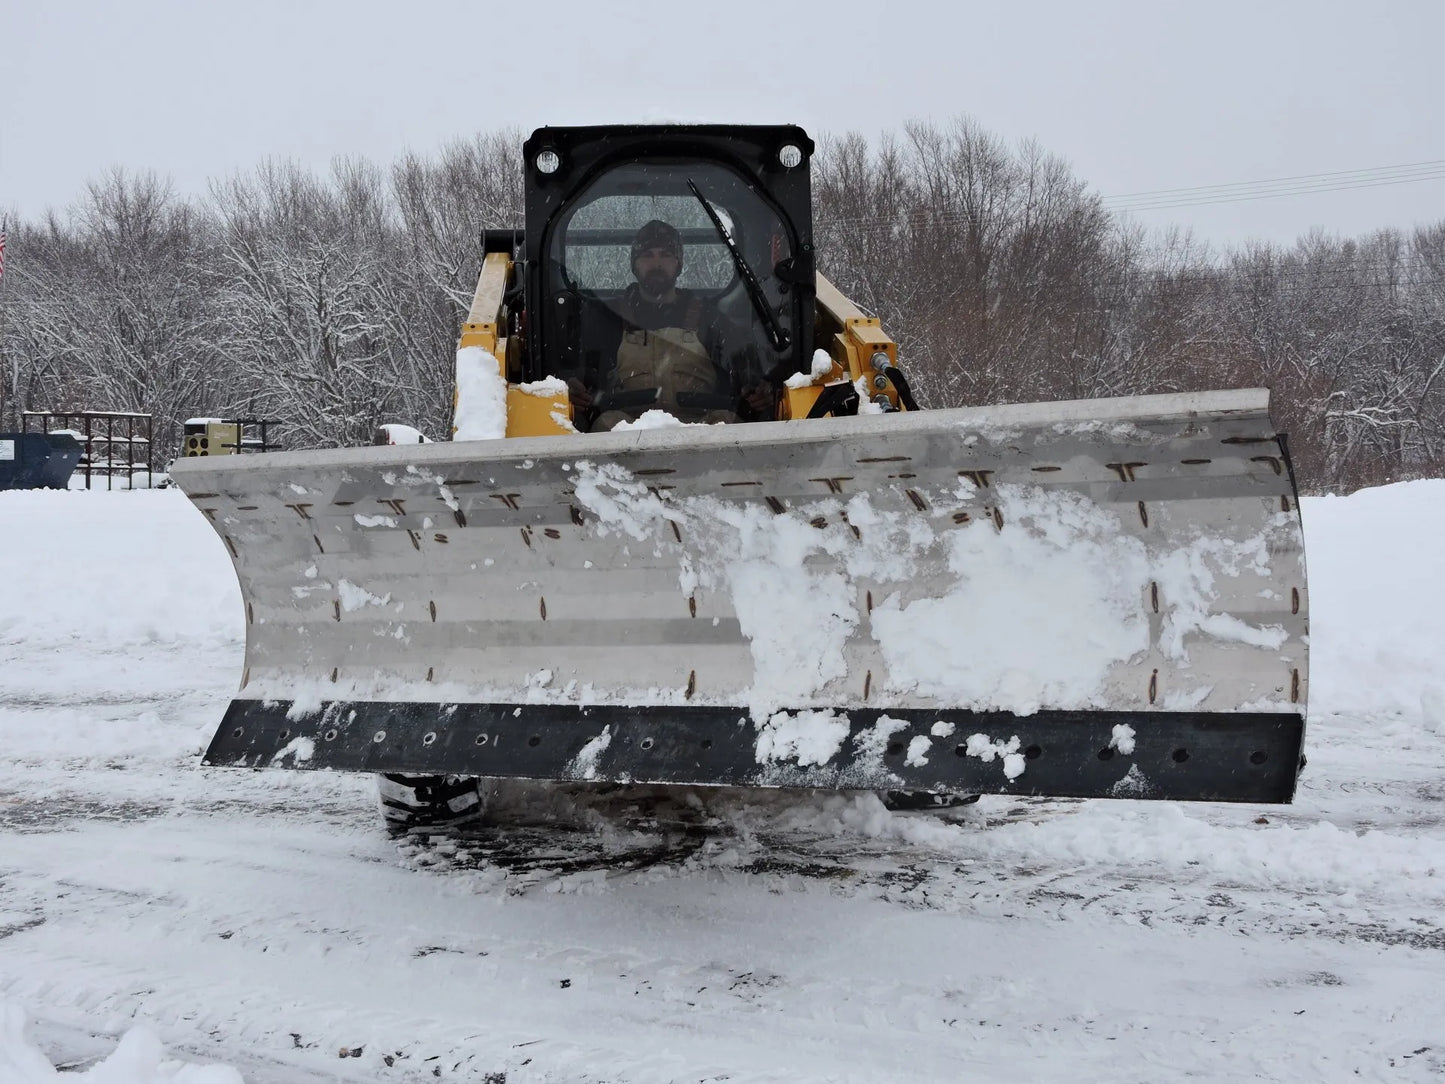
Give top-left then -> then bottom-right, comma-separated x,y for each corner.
820,257 -> 1445,301
816,199 -> 1445,243
1102,159 -> 1445,202
1105,164 -> 1445,212
816,157 -> 1445,230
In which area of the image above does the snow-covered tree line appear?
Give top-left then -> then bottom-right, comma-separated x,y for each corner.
2,120 -> 1442,492
814,120 -> 1445,492
0,132 -> 523,450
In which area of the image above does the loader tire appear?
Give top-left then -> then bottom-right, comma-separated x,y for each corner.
377,773 -> 484,833
881,791 -> 981,812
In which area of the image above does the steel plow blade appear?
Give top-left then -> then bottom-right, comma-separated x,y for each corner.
172,388 -> 1308,802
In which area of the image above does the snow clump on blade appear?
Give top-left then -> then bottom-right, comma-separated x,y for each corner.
517,376 -> 570,397
611,410 -> 695,431
869,484 -> 1152,714
783,348 -> 837,388
337,579 -> 390,612
569,726 -> 612,780
964,733 -> 1027,780
452,346 -> 508,440
755,710 -> 851,767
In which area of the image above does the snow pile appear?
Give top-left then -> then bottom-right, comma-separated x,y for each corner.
0,1001 -> 241,1083
0,490 -> 241,650
1302,480 -> 1445,724
451,346 -> 507,441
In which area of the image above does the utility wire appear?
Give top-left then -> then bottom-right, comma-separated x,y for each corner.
1105,163 -> 1445,212
821,257 -> 1445,300
817,203 -> 1445,244
816,158 -> 1445,230
1104,159 -> 1445,201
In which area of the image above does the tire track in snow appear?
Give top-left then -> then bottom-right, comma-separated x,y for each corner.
0,807 -> 1028,1081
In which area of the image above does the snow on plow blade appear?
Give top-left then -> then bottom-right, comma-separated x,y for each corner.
172,389 -> 1308,803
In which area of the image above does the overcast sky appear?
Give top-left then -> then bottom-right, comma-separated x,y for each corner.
2,0 -> 1441,249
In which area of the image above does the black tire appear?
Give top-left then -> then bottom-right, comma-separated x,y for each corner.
880,791 -> 981,812
377,773 -> 484,833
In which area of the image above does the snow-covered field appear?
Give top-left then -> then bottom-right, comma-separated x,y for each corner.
1,481 -> 1443,1082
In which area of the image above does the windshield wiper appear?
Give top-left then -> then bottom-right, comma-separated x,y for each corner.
687,179 -> 791,353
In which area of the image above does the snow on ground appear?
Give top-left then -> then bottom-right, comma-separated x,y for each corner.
0,483 -> 1443,1081
1303,482 -> 1445,726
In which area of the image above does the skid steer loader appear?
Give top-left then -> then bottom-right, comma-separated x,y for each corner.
171,125 -> 1308,828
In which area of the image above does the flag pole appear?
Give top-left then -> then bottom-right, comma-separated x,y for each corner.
0,216 -> 10,428
0,215 -> 8,427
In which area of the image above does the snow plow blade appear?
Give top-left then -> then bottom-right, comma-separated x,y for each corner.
173,389 -> 1308,803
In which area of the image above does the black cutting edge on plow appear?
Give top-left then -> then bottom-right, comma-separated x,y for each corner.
206,701 -> 1304,804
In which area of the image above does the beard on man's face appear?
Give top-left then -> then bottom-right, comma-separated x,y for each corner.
639,268 -> 676,295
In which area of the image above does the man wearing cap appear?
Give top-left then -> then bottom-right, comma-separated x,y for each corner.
573,220 -> 774,431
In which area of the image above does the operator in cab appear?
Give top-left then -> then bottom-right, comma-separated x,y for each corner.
569,220 -> 774,431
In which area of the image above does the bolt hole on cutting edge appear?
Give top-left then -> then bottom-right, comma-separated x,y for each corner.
422,732 -> 437,746
1172,748 -> 1190,763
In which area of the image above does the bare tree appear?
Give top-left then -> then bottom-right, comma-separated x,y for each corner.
386,132 -> 525,436
209,159 -> 407,447
0,170 -> 221,454
815,117 -> 1115,408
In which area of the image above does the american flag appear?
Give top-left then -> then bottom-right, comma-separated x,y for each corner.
0,229 -> 6,282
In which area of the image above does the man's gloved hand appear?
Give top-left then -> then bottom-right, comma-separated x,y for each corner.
742,383 -> 774,418
567,377 -> 594,413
